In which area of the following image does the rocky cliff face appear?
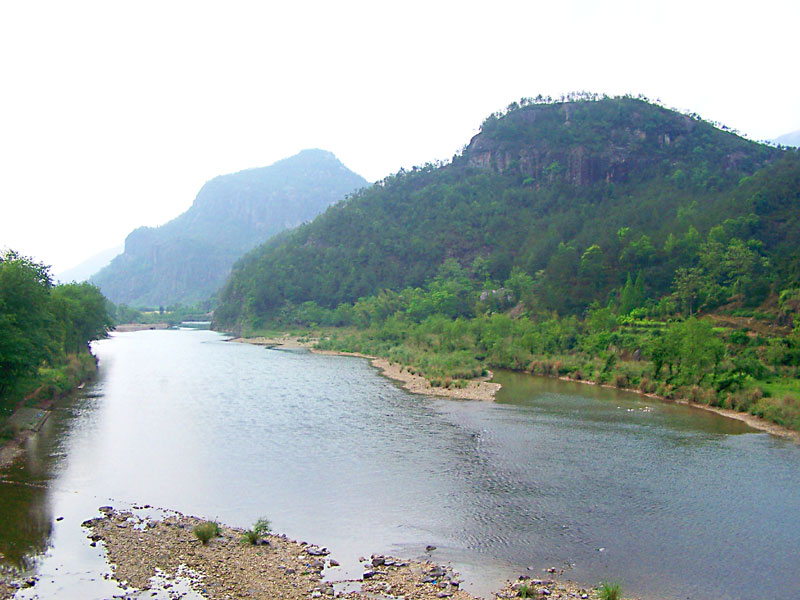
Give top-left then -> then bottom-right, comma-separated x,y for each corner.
461,98 -> 772,187
92,149 -> 367,307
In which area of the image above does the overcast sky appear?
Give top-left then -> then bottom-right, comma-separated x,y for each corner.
1,0 -> 798,275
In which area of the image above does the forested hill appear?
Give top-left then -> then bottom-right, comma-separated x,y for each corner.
91,149 -> 367,307
214,95 -> 794,330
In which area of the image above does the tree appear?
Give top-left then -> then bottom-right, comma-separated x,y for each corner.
0,251 -> 55,396
674,318 -> 725,385
504,267 -> 534,306
672,267 -> 708,316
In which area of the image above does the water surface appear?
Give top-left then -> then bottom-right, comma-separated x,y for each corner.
1,329 -> 798,599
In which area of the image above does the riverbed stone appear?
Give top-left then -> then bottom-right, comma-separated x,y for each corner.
76,508 -> 596,600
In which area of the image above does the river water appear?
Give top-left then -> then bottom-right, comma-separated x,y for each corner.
1,329 -> 798,599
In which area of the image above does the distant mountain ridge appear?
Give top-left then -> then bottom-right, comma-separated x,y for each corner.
774,130 -> 800,147
56,245 -> 123,283
92,149 -> 367,307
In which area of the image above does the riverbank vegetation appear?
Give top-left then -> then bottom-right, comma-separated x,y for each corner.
214,96 -> 800,432
0,250 -> 112,440
240,258 -> 800,431
110,303 -> 212,327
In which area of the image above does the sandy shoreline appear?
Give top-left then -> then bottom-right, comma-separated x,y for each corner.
556,375 -> 800,442
231,336 -> 502,402
674,398 -> 799,441
231,336 -> 800,444
233,335 -> 798,441
113,323 -> 171,332
5,507 -> 601,600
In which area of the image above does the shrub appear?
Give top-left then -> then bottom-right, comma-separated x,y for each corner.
656,382 -> 674,399
638,376 -> 655,394
728,390 -> 753,412
242,517 -> 271,545
193,521 -> 220,545
598,581 -> 622,600
614,372 -> 630,389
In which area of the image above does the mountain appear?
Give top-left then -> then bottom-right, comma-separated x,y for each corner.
92,149 -> 367,307
214,95 -> 793,330
774,130 -> 800,147
55,245 -> 123,283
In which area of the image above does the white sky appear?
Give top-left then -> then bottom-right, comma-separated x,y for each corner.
1,0 -> 798,274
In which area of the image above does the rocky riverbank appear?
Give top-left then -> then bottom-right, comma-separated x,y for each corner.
41,508 -> 608,600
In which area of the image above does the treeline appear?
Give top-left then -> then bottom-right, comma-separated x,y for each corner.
111,303 -> 212,326
0,250 -> 112,420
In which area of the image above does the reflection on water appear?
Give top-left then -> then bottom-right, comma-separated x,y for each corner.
0,479 -> 50,572
0,410 -> 61,572
1,330 -> 799,600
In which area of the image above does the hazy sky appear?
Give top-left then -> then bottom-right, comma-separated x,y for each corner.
1,0 -> 798,274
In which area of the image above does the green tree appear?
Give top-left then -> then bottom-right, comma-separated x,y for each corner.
0,251 -> 55,397
672,267 -> 708,316
51,283 -> 113,353
673,318 -> 725,385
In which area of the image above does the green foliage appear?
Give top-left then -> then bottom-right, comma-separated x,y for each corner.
517,583 -> 536,598
52,283 -> 114,353
242,517 -> 271,545
598,581 -> 622,600
0,251 -> 55,398
0,251 -> 112,410
193,521 -> 220,545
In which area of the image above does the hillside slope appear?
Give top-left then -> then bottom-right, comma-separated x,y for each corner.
214,96 -> 791,330
92,149 -> 367,307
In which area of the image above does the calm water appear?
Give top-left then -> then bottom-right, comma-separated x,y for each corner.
1,329 -> 799,599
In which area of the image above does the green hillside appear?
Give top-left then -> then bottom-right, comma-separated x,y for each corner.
214,95 -> 788,327
92,149 -> 367,307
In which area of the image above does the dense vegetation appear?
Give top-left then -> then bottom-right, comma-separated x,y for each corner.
215,96 -> 784,326
0,250 -> 112,437
92,149 -> 367,307
213,95 -> 800,431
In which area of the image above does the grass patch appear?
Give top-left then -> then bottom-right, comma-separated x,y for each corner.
517,583 -> 536,598
193,521 -> 220,545
598,581 -> 622,600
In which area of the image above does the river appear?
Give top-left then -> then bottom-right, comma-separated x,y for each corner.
1,328 -> 799,599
